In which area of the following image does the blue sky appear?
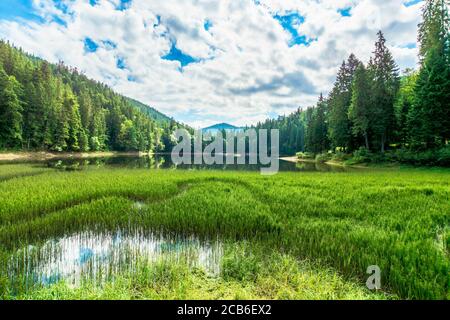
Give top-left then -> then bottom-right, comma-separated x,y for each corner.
0,0 -> 424,128
404,0 -> 423,7
162,42 -> 199,69
338,7 -> 352,17
273,12 -> 310,47
0,0 -> 42,22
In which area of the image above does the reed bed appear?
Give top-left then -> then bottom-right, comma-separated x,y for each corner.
0,165 -> 448,299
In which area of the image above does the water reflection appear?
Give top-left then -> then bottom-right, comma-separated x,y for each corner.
40,154 -> 355,172
8,230 -> 223,290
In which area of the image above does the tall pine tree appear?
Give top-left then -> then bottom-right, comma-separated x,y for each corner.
327,54 -> 360,151
370,31 -> 400,152
0,66 -> 23,149
409,0 -> 450,148
306,94 -> 329,154
349,63 -> 372,150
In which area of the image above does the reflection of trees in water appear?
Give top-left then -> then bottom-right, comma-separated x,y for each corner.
42,155 -> 353,172
45,155 -> 167,170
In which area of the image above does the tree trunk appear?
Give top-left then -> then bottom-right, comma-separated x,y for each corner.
364,133 -> 369,150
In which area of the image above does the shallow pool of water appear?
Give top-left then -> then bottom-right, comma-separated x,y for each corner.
8,229 -> 223,289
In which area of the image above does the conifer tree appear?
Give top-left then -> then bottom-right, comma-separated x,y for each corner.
305,94 -> 329,154
370,31 -> 400,152
395,69 -> 418,145
0,66 -> 22,148
305,106 -> 315,153
349,64 -> 372,150
328,54 -> 360,151
0,40 -> 177,153
409,0 -> 450,147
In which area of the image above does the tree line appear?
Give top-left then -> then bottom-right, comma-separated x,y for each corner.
0,40 -> 184,152
257,0 -> 450,159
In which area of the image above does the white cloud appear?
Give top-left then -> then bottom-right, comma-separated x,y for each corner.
0,0 -> 423,128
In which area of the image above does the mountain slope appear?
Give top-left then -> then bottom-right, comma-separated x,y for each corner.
0,40 -> 179,152
126,97 -> 172,125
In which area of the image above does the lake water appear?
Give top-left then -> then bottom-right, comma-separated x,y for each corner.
8,229 -> 223,290
22,154 -> 355,172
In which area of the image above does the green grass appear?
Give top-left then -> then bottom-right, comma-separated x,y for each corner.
10,248 -> 385,300
0,165 -> 449,300
0,164 -> 49,182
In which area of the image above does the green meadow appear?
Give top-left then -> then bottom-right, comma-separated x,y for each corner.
0,163 -> 448,300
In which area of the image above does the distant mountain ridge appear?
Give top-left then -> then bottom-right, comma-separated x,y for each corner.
202,123 -> 243,132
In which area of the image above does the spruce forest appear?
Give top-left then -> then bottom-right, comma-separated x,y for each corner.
256,2 -> 450,165
0,41 -> 184,153
0,2 -> 448,166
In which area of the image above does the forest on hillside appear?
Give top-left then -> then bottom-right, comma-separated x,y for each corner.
0,41 -> 185,153
257,1 -> 450,165
0,0 -> 448,166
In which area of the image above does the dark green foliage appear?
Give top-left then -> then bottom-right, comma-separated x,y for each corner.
388,146 -> 450,166
296,151 -> 314,160
314,152 -> 331,163
408,0 -> 450,148
126,98 -> 172,125
0,41 -> 185,152
0,65 -> 23,149
408,51 -> 450,148
344,147 -> 377,165
395,69 -> 418,145
255,95 -> 330,156
307,94 -> 330,153
258,3 -> 448,165
349,64 -> 372,150
327,54 -> 360,151
255,108 -> 307,155
370,31 -> 400,153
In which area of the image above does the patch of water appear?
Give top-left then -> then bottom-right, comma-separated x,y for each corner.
132,201 -> 147,210
8,229 -> 223,290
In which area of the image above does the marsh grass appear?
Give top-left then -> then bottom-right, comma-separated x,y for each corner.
0,165 -> 449,299
0,164 -> 49,182
8,244 -> 387,300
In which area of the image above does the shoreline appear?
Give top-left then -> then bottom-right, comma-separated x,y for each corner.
0,151 -> 151,162
280,156 -> 347,167
280,156 -> 406,170
0,153 -> 362,166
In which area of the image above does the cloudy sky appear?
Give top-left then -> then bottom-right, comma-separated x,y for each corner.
0,0 -> 423,128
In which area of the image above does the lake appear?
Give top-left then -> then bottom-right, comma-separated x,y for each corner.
2,154 -> 356,172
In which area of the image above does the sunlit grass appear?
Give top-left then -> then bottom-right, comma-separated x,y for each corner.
10,245 -> 387,300
0,164 -> 49,182
0,165 -> 448,299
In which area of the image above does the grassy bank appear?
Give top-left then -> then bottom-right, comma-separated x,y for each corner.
0,165 -> 448,299
295,146 -> 450,168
